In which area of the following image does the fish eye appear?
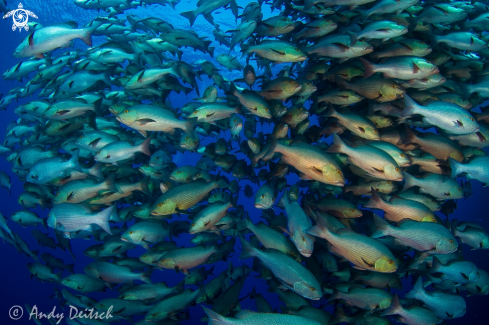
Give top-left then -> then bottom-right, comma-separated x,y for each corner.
449,239 -> 454,244
374,130 -> 379,134
99,304 -> 104,307
124,110 -> 129,113
192,223 -> 195,227
400,154 -> 405,157
290,251 -> 295,255
336,169 -> 341,174
56,193 -> 60,196
158,203 -> 163,207
265,108 -> 268,111
387,181 -> 392,184
310,286 -> 316,291
471,118 -> 474,121
395,168 -> 400,172
261,194 -> 265,198
388,260 -> 394,264
350,209 -> 355,212
302,236 -> 306,242
129,231 -> 133,234
80,136 -> 83,139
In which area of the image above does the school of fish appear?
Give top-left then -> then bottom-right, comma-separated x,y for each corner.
1,0 -> 489,323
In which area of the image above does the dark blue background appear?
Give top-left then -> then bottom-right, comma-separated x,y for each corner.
0,1 -> 488,324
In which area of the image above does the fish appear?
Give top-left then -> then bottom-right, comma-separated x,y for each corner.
14,20 -> 105,58
239,238 -> 322,300
307,213 -> 397,273
405,277 -> 466,319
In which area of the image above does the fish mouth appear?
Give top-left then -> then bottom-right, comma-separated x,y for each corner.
400,163 -> 411,167
392,177 -> 404,181
120,237 -> 129,243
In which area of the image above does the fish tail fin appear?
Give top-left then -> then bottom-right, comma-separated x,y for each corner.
346,31 -> 358,46
306,214 -> 332,239
402,125 -> 418,145
237,212 -> 252,231
231,194 -> 239,208
381,294 -> 403,316
322,104 -> 338,118
363,189 -> 386,210
405,276 -> 424,299
401,94 -> 420,117
430,256 -> 444,274
68,263 -> 75,274
208,46 -> 215,58
402,172 -> 417,192
459,82 -> 472,100
202,306 -> 226,325
180,10 -> 197,26
68,150 -> 83,173
239,238 -> 256,259
371,214 -> 392,238
91,97 -> 104,116
104,174 -> 121,194
141,269 -> 153,284
329,289 -> 341,301
360,10 -> 371,23
359,57 -> 376,79
138,138 -> 152,156
326,133 -> 347,154
82,18 -> 104,46
430,34 -> 439,49
216,177 -> 229,189
185,117 -> 197,136
262,136 -> 278,161
449,158 -> 463,179
139,176 -> 152,196
330,306 -> 350,325
94,206 -> 113,235
89,162 -> 104,179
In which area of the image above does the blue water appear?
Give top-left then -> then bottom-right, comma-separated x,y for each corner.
0,1 -> 488,324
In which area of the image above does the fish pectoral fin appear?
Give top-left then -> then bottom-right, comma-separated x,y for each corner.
361,257 -> 375,267
136,118 -> 157,125
275,226 -> 292,236
332,42 -> 349,52
412,62 -> 420,74
372,167 -> 385,173
88,137 -> 101,147
271,48 -> 285,55
114,307 -> 126,315
460,272 -> 469,280
137,70 -> 145,82
446,312 -> 454,318
357,126 -> 365,133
